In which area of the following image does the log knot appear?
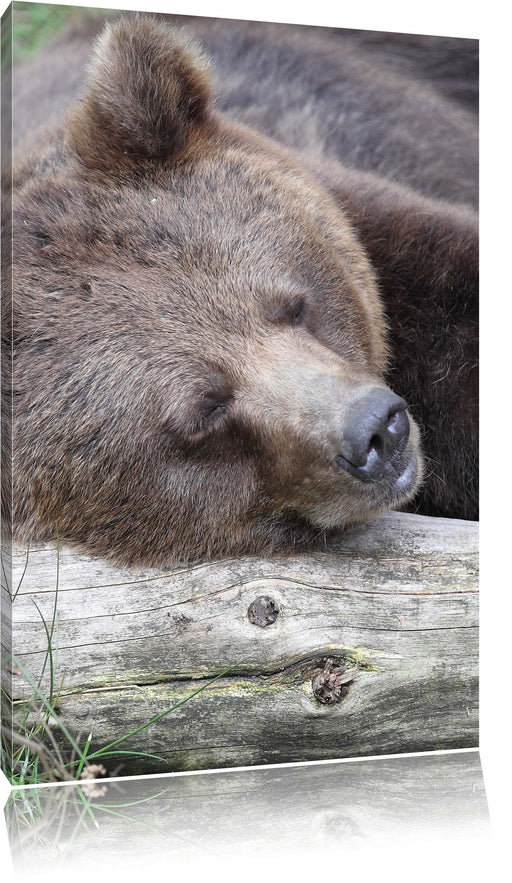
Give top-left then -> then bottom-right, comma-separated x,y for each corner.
311,659 -> 357,705
247,595 -> 280,627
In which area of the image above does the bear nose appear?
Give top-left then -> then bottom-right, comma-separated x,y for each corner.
336,388 -> 410,481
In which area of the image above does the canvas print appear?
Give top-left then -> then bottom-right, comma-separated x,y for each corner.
1,2 -> 478,786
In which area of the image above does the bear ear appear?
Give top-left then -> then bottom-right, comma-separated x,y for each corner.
66,17 -> 212,171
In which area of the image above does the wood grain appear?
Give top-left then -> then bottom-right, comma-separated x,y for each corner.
8,510 -> 478,774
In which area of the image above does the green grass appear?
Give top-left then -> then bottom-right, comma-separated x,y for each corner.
3,653 -> 238,785
9,2 -> 110,61
3,646 -> 241,786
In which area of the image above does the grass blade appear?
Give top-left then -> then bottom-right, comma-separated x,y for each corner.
88,662 -> 243,760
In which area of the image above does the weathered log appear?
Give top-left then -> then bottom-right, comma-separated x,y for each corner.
8,511 -> 478,775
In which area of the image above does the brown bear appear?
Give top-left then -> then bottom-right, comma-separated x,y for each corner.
3,14 -> 478,567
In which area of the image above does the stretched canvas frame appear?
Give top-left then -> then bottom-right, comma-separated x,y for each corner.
1,2 -> 478,788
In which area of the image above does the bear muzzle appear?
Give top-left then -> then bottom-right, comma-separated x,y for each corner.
240,337 -> 422,511
335,387 -> 411,483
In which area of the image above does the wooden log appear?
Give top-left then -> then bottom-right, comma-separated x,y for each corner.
8,511 -> 478,775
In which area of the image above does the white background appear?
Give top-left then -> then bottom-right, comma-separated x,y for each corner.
1,1 -> 509,880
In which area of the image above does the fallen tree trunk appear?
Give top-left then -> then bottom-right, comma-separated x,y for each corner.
8,511 -> 478,776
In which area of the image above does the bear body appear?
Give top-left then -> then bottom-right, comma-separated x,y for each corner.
5,15 -> 478,566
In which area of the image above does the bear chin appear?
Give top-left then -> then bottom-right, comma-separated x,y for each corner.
300,450 -> 423,532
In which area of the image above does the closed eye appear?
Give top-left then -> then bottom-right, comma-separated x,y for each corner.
289,297 -> 306,326
160,379 -> 234,445
202,399 -> 230,420
200,393 -> 233,426
264,295 -> 308,326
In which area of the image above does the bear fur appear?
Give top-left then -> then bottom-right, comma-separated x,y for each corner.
4,14 -> 478,566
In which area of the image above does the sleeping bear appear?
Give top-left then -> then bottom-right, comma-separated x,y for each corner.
4,14 -> 478,566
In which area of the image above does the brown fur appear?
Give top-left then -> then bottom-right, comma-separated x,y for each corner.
67,21 -> 212,173
4,15 -> 477,566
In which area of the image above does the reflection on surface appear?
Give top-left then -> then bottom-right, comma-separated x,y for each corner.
6,750 -> 489,874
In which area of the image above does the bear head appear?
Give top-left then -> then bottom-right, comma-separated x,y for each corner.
8,17 -> 422,565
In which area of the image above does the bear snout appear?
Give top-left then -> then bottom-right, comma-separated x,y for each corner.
335,388 -> 411,483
